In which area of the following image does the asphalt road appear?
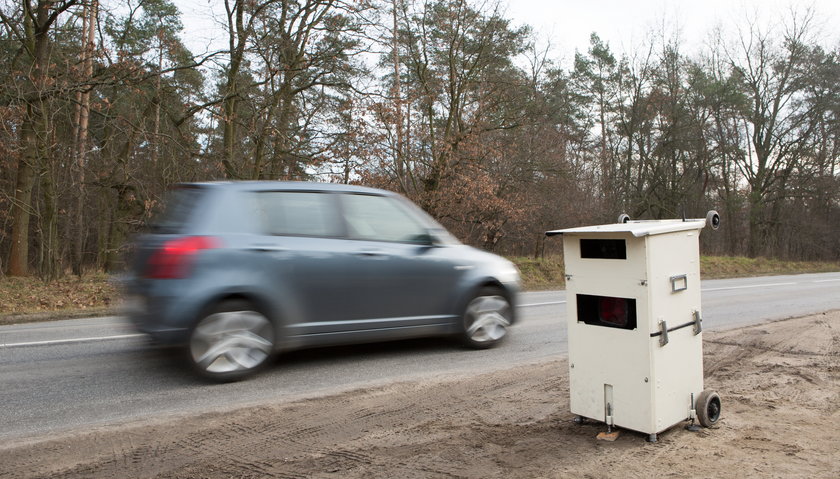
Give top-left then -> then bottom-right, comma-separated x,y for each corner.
1,272 -> 839,443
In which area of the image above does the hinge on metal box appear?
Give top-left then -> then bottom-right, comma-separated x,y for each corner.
657,320 -> 669,346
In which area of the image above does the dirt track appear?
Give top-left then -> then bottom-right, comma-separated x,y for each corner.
1,312 -> 838,479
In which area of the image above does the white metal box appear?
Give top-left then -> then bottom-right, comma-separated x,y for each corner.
549,217 -> 719,440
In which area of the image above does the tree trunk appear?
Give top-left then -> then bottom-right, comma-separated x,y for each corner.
392,0 -> 406,192
7,117 -> 36,276
40,164 -> 60,281
747,189 -> 765,257
7,0 -> 77,276
222,0 -> 248,179
72,0 -> 97,276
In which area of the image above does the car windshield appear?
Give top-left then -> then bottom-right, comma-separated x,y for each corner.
148,186 -> 205,234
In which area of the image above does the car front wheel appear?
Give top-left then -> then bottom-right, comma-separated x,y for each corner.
460,287 -> 511,349
188,300 -> 275,381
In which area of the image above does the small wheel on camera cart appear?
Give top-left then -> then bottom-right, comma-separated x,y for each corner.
696,390 -> 721,427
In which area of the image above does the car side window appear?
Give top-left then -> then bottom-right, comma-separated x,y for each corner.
341,194 -> 428,243
255,191 -> 341,237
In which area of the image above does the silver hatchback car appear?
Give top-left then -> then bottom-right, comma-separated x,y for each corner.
124,182 -> 520,380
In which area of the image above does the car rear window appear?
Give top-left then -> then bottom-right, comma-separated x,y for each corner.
255,191 -> 342,237
149,186 -> 206,233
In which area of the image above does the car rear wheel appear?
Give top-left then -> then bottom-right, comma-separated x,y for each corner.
460,287 -> 511,349
188,300 -> 275,381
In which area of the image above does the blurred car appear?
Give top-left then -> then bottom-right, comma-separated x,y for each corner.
123,181 -> 520,381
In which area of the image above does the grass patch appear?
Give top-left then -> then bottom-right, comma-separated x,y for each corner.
699,256 -> 840,279
509,255 -> 566,291
0,273 -> 117,321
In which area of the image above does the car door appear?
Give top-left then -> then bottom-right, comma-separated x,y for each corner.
338,193 -> 463,332
250,190 -> 353,336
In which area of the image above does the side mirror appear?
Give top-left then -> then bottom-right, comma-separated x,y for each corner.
415,229 -> 444,247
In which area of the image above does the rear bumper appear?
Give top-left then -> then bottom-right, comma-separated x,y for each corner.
139,325 -> 190,344
122,280 -> 195,345
124,299 -> 190,345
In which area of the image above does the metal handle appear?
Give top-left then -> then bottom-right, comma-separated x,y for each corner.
670,274 -> 688,292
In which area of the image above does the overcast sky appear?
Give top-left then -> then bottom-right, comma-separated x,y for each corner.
504,0 -> 840,61
177,0 -> 840,63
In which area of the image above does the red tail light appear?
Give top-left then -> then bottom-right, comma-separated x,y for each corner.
146,236 -> 219,279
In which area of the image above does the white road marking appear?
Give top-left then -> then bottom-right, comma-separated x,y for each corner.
812,278 -> 840,283
521,301 -> 566,307
701,282 -> 797,292
1,334 -> 146,349
1,322 -> 123,334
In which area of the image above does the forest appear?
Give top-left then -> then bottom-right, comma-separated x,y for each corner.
1,0 -> 838,279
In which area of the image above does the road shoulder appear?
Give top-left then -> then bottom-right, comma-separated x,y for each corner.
1,311 -> 837,478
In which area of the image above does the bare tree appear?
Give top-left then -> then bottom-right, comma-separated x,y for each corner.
725,9 -> 820,256
2,0 -> 79,276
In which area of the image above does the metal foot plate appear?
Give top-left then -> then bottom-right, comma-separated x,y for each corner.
596,431 -> 621,441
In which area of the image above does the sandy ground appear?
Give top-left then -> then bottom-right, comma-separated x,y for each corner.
1,311 -> 838,479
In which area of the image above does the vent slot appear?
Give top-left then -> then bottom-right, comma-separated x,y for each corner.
580,239 -> 626,259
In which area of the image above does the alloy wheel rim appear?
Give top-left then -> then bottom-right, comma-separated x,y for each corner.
465,295 -> 510,342
190,310 -> 274,374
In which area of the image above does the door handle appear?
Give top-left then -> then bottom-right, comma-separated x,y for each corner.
249,244 -> 284,252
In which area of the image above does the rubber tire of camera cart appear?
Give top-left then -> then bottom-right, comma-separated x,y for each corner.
696,390 -> 722,427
